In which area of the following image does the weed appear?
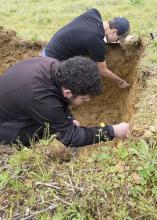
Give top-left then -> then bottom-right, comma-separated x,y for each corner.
0,171 -> 10,188
129,0 -> 144,6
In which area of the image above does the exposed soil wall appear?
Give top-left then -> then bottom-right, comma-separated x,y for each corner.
72,41 -> 142,125
0,27 -> 142,126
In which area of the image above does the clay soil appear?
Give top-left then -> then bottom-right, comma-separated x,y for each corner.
0,27 -> 142,127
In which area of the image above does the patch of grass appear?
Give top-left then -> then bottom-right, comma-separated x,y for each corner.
1,140 -> 157,219
0,171 -> 10,188
8,147 -> 45,170
129,0 -> 144,6
0,0 -> 157,41
29,168 -> 52,182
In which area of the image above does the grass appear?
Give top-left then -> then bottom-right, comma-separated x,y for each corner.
0,0 -> 157,41
1,0 -> 157,219
1,140 -> 157,219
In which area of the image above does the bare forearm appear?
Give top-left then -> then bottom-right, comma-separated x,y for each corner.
100,68 -> 123,84
97,61 -> 130,88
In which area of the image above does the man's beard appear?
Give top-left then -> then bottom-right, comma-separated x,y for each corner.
65,95 -> 76,105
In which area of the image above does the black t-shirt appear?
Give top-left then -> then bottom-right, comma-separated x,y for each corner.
45,8 -> 106,62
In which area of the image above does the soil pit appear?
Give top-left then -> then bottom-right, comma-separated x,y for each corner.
0,27 -> 142,127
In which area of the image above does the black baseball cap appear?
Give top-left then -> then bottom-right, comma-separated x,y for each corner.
113,17 -> 130,38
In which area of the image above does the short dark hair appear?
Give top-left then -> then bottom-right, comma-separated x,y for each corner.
56,56 -> 102,96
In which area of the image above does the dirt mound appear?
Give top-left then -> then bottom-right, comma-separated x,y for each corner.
0,27 -> 142,127
0,26 -> 43,74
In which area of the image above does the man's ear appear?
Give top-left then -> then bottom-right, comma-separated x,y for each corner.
112,28 -> 118,34
62,88 -> 73,98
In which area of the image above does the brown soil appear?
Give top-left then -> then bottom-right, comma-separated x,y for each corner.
0,27 -> 143,127
0,26 -> 43,74
72,40 -> 143,126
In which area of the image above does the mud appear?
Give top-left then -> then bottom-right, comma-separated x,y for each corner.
0,27 -> 142,126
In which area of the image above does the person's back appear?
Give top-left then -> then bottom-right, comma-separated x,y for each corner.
0,57 -> 58,121
45,8 -> 106,62
0,57 -> 61,144
44,9 -> 131,89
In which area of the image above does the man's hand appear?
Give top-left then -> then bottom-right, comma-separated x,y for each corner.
112,123 -> 129,139
117,80 -> 130,89
73,120 -> 80,126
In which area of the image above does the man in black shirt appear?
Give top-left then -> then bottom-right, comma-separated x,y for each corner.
43,8 -> 130,88
0,56 -> 129,147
